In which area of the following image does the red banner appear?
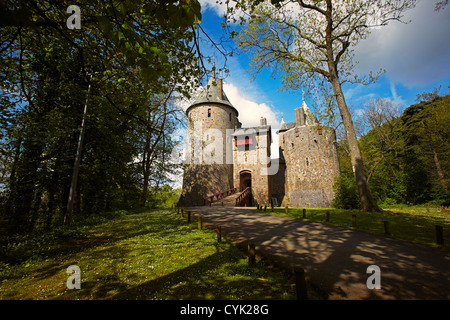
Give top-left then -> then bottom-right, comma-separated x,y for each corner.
235,137 -> 253,146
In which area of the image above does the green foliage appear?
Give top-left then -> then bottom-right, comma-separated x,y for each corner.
332,173 -> 361,210
0,0 -> 202,233
358,94 -> 450,205
146,186 -> 181,209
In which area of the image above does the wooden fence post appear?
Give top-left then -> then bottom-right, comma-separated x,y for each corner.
294,268 -> 308,300
285,206 -> 288,214
435,225 -> 444,245
198,216 -> 202,230
248,243 -> 256,267
326,211 -> 330,222
187,211 -> 191,223
217,226 -> 222,243
352,214 -> 357,228
302,208 -> 306,219
382,221 -> 390,235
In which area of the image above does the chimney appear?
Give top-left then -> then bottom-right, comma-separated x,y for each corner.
218,78 -> 223,100
295,106 -> 305,126
260,117 -> 267,126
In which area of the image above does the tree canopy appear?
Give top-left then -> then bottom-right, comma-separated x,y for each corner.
0,0 -> 203,233
335,94 -> 450,208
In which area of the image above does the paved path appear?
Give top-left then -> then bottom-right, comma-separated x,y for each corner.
185,206 -> 450,300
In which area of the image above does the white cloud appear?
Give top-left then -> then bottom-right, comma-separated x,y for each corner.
224,82 -> 280,158
200,0 -> 229,15
354,0 -> 450,87
389,81 -> 407,107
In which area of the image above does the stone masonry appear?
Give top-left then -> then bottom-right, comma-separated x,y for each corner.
179,70 -> 340,208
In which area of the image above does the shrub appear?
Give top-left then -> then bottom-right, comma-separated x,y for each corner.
332,173 -> 361,209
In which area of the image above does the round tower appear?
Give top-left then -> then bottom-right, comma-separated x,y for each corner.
179,70 -> 240,206
278,98 -> 340,208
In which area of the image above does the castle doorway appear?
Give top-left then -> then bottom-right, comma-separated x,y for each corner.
239,170 -> 253,206
239,170 -> 252,191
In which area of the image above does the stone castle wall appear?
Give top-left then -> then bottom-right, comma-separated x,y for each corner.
179,103 -> 239,206
269,158 -> 286,206
279,125 -> 340,208
179,164 -> 234,206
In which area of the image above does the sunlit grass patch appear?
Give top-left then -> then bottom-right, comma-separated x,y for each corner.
0,209 -> 298,300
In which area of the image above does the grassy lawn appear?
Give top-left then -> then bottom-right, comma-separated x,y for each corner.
0,209 -> 299,300
258,205 -> 450,249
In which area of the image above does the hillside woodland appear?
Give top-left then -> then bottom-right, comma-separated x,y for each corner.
334,94 -> 450,209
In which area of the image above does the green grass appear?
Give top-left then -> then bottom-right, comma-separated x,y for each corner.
0,209 -> 301,300
258,206 -> 450,249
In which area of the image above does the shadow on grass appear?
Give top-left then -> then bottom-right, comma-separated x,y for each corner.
108,248 -> 293,300
59,246 -> 295,300
0,210 -> 194,266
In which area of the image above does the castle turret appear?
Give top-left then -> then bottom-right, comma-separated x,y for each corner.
179,71 -> 239,206
277,95 -> 340,208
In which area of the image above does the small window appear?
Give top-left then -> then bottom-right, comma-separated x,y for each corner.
306,158 -> 309,167
208,108 -> 211,118
245,136 -> 251,150
229,112 -> 232,121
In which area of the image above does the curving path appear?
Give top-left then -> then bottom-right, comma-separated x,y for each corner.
185,206 -> 450,300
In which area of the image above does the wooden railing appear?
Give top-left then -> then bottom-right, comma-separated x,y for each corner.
235,187 -> 251,206
203,187 -> 237,205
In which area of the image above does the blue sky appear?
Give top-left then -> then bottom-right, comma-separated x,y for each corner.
196,0 -> 450,135
172,0 -> 450,188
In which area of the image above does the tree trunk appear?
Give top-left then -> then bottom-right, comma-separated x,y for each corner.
367,154 -> 384,184
423,120 -> 447,191
331,78 -> 382,212
323,0 -> 381,212
140,133 -> 152,206
4,137 -> 21,218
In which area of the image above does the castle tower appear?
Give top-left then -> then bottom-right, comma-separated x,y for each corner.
277,98 -> 340,208
179,69 -> 239,206
232,117 -> 272,206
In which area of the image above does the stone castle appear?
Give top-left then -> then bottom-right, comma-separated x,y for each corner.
179,70 -> 340,208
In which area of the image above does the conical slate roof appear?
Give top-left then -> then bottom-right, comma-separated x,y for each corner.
186,75 -> 238,116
